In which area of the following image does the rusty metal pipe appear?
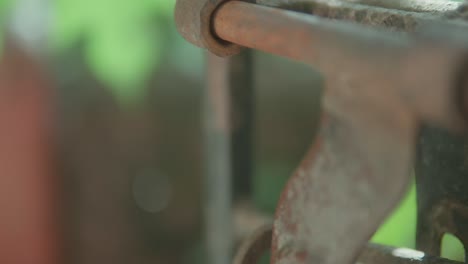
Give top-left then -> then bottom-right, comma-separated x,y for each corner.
174,0 -> 468,129
213,1 -> 405,68
213,1 -> 468,131
212,1 -> 458,76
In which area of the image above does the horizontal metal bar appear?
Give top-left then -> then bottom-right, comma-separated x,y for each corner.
213,1 -> 468,131
213,1 -> 467,73
213,1 -> 407,68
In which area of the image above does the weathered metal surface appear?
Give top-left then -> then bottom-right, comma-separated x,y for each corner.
174,1 -> 468,263
211,3 -> 468,263
256,0 -> 462,13
271,80 -> 417,264
214,1 -> 468,129
415,126 -> 468,257
180,0 -> 468,132
0,38 -> 59,264
340,0 -> 461,13
235,225 -> 463,264
241,6 -> 468,261
287,0 -> 466,32
205,50 -> 254,264
175,0 -> 468,56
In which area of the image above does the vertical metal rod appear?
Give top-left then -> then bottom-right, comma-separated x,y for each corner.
204,50 -> 254,264
231,50 -> 254,197
205,52 -> 233,264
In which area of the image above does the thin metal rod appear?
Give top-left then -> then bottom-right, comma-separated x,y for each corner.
231,50 -> 254,197
205,53 -> 233,264
204,50 -> 254,264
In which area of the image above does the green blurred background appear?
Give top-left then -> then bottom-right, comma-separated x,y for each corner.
0,0 -> 465,263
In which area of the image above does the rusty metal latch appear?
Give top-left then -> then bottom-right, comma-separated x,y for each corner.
175,0 -> 468,263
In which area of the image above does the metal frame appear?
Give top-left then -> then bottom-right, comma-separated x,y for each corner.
175,0 -> 468,263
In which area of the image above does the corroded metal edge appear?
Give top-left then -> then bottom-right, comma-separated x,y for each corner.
235,225 -> 463,264
233,224 -> 273,264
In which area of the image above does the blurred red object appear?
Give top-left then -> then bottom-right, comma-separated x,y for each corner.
0,39 -> 59,264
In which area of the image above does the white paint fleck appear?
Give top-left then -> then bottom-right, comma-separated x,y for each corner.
392,247 -> 425,260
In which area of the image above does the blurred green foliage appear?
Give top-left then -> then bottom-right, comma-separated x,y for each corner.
371,181 -> 416,248
0,0 -> 176,103
253,162 -> 291,213
53,0 -> 176,103
442,234 -> 465,261
0,0 -> 12,56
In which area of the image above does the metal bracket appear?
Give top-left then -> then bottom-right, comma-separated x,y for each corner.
270,73 -> 419,263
